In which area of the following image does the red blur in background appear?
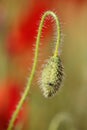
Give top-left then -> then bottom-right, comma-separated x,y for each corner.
6,2 -> 48,56
0,80 -> 28,130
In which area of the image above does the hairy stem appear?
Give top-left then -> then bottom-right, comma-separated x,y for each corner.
7,11 -> 61,130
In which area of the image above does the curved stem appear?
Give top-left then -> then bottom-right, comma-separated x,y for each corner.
7,11 -> 61,130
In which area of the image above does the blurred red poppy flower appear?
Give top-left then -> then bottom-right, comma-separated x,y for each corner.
0,80 -> 28,130
6,2 -> 48,56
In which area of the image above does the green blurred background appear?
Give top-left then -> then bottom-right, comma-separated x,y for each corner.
0,0 -> 87,130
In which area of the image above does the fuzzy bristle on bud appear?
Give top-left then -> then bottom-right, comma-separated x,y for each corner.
40,56 -> 64,98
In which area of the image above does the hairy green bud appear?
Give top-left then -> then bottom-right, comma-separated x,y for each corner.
40,56 -> 64,98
